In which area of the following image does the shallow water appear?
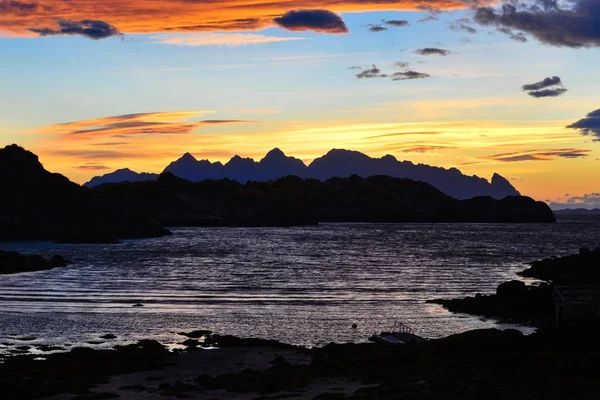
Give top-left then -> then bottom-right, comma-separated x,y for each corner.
1,221 -> 599,351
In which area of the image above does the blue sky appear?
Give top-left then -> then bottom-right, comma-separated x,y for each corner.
1,1 -> 599,206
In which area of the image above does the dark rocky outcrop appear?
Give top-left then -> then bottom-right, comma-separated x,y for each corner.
430,249 -> 600,329
519,247 -> 600,284
89,148 -> 521,200
92,173 -> 554,226
0,145 -> 170,243
0,251 -> 68,275
428,281 -> 555,327
0,340 -> 169,399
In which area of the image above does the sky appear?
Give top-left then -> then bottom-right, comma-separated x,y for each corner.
1,0 -> 600,208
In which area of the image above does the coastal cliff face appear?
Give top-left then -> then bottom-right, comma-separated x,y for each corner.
87,148 -> 521,201
0,145 -> 169,243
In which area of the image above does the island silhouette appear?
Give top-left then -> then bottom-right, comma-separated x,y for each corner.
85,148 -> 520,200
0,144 -> 553,243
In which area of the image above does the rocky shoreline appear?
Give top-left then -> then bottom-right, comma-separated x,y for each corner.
4,249 -> 600,399
429,247 -> 600,330
0,251 -> 68,275
4,328 -> 600,399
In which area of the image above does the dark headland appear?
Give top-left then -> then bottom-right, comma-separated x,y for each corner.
0,144 -> 554,244
0,251 -> 68,275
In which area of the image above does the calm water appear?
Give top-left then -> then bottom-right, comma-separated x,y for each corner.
0,221 -> 599,352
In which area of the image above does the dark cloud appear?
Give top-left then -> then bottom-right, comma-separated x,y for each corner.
0,0 -> 37,15
30,19 -> 121,40
551,193 -> 600,209
474,0 -> 600,48
385,20 -> 410,27
522,76 -> 567,97
368,24 -> 387,32
76,164 -> 110,171
416,5 -> 441,23
400,145 -> 455,153
164,18 -> 263,32
522,76 -> 562,91
486,148 -> 590,162
449,20 -> 477,34
355,65 -> 387,79
567,109 -> 600,141
200,120 -> 251,124
415,47 -> 451,55
354,63 -> 431,82
527,88 -> 568,97
50,150 -> 128,160
274,9 -> 348,34
390,70 -> 431,80
497,27 -> 528,42
418,14 -> 439,23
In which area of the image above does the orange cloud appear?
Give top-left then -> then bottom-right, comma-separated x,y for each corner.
0,1 -> 467,36
39,111 -> 256,140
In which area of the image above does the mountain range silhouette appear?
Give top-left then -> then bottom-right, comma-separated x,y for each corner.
0,144 -> 554,241
85,148 -> 519,200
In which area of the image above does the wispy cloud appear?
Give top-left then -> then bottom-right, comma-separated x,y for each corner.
484,148 -> 590,162
40,111 -> 257,139
150,33 -> 307,47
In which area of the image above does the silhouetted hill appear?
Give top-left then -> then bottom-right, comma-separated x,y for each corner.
84,168 -> 158,187
92,173 -> 554,226
86,148 -> 520,200
0,144 -> 169,242
553,208 -> 600,215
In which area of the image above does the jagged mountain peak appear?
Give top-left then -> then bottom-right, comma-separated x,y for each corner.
85,148 -> 523,199
263,148 -> 286,159
178,152 -> 197,162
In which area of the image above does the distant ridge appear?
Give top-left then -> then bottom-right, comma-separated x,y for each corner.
85,148 -> 520,200
553,208 -> 600,214
84,168 -> 158,188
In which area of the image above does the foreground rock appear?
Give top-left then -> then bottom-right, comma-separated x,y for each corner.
5,330 -> 600,399
428,280 -> 555,328
0,251 -> 68,275
429,248 -> 600,329
0,340 -> 170,399
0,144 -> 170,243
519,247 -> 600,283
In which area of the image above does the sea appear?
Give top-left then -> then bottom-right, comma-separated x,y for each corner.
1,220 -> 599,354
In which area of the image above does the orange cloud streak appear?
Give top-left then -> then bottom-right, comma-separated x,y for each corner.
39,111 -> 256,140
1,1 -> 467,36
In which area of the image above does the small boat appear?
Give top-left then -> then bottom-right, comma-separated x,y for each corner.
369,321 -> 427,345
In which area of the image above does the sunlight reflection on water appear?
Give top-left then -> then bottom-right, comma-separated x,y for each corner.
0,221 -> 599,350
